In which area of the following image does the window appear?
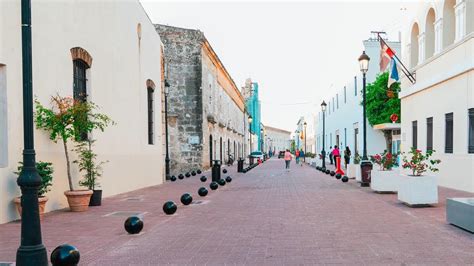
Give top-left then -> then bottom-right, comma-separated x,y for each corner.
73,60 -> 88,102
73,60 -> 89,141
336,94 -> 339,109
445,113 -> 453,153
332,98 -> 335,111
354,76 -> 357,96
344,86 -> 346,103
427,117 -> 433,151
412,121 -> 418,149
0,64 -> 7,167
354,127 -> 359,154
469,109 -> 474,153
147,86 -> 155,144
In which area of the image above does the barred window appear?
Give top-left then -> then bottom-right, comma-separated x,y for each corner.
427,117 -> 433,151
445,113 -> 453,153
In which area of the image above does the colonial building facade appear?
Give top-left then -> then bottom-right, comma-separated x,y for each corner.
316,37 -> 401,160
265,126 -> 291,153
156,25 -> 246,174
400,0 -> 473,192
0,0 -> 164,223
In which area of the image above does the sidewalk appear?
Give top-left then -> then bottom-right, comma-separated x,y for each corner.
0,158 -> 472,265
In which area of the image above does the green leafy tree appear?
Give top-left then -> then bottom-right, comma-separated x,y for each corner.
364,72 -> 401,152
35,95 -> 114,191
73,139 -> 107,190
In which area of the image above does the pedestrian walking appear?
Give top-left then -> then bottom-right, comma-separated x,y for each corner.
329,146 -> 334,165
299,148 -> 305,166
344,146 -> 351,168
295,149 -> 300,165
284,149 -> 292,171
332,146 -> 341,166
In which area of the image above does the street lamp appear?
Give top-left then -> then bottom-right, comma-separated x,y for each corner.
260,128 -> 264,153
248,116 -> 253,154
321,101 -> 327,170
17,0 -> 48,264
358,50 -> 372,187
164,80 -> 171,180
304,121 -> 307,163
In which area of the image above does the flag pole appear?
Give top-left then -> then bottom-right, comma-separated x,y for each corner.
377,33 -> 416,84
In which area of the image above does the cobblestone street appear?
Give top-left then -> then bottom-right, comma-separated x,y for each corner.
1,159 -> 473,265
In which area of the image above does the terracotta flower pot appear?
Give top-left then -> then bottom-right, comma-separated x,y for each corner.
64,190 -> 93,212
13,196 -> 49,220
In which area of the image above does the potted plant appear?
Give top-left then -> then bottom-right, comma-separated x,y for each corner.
35,95 -> 113,212
370,152 -> 399,193
13,161 -> 53,220
347,152 -> 361,180
73,139 -> 108,206
398,148 -> 441,206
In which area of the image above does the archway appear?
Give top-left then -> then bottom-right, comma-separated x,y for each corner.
443,0 -> 456,48
425,8 -> 436,59
410,23 -> 420,68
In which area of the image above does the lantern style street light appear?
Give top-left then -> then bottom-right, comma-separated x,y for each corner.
303,121 -> 307,163
248,116 -> 253,154
164,80 -> 171,180
16,0 -> 48,264
358,50 -> 373,187
321,101 -> 327,169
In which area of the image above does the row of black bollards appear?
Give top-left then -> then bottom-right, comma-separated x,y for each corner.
170,169 -> 203,182
316,166 -> 349,183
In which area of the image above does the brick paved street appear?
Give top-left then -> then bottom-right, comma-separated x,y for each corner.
0,158 -> 473,265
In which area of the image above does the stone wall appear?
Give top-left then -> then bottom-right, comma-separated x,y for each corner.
156,25 -> 205,174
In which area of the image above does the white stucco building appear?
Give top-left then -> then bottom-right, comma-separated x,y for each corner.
400,0 -> 473,193
265,126 -> 291,153
0,1 -> 164,223
316,38 -> 401,161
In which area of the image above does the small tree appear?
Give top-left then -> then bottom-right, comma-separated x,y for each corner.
364,72 -> 401,152
73,139 -> 107,190
35,95 -> 113,191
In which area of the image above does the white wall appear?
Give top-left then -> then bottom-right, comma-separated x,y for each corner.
0,0 -> 163,223
400,0 -> 473,193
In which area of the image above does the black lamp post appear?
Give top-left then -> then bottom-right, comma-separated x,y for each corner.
304,121 -> 307,163
16,0 -> 48,264
358,50 -> 373,187
248,116 -> 253,153
164,80 -> 171,180
260,128 -> 264,153
321,101 -> 327,169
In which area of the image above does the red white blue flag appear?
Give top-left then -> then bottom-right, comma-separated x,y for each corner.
388,58 -> 399,88
380,40 -> 395,72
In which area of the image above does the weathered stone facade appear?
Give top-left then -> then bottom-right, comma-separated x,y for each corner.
156,25 -> 245,174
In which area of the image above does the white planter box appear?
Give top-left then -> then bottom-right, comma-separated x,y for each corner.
398,175 -> 438,206
371,170 -> 399,193
346,164 -> 360,179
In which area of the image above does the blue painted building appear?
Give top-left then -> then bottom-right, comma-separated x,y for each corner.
243,79 -> 262,152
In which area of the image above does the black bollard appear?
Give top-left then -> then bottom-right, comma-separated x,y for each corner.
185,172 -> 191,178
200,176 -> 207,182
210,181 -> 218,190
222,169 -> 227,174
218,179 -> 226,186
170,175 -> 177,182
330,171 -> 335,176
197,169 -> 202,174
191,171 -> 196,176
180,193 -> 193,205
325,169 -> 330,174
124,216 -> 143,234
237,158 -> 244,172
342,176 -> 349,182
162,201 -> 177,215
335,173 -> 342,179
51,244 -> 80,266
178,174 -> 184,180
225,176 -> 232,183
212,160 -> 222,182
198,187 -> 208,197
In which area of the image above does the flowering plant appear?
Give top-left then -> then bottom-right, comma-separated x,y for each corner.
370,152 -> 396,170
402,148 -> 441,176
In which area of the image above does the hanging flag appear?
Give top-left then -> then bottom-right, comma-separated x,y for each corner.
388,58 -> 399,88
380,40 -> 395,72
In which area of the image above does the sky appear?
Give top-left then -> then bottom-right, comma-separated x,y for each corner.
141,0 -> 414,132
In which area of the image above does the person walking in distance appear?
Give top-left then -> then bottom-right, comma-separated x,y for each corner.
329,146 -> 334,165
344,146 -> 351,168
295,149 -> 300,165
332,145 -> 341,165
284,149 -> 292,171
299,148 -> 305,166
